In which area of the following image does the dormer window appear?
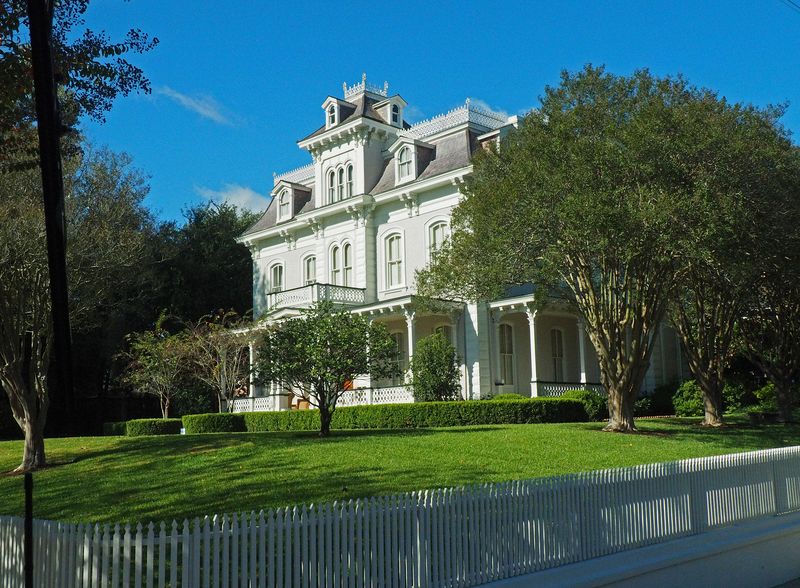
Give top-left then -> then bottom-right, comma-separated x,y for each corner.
398,147 -> 413,180
277,189 -> 290,221
391,104 -> 399,124
327,104 -> 337,126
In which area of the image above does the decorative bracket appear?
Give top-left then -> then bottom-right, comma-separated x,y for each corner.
305,218 -> 324,238
400,192 -> 419,217
279,229 -> 296,250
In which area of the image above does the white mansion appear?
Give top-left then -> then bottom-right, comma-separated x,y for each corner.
235,75 -> 687,411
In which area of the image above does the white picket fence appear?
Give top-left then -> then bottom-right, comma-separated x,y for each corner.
2,446 -> 800,587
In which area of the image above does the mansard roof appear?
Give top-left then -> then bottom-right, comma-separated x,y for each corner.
241,185 -> 315,237
299,92 -> 410,143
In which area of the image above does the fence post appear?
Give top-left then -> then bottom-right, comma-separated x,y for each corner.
25,472 -> 33,588
367,388 -> 374,405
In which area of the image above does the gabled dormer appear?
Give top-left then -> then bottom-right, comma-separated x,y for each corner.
372,95 -> 408,128
271,180 -> 312,223
388,137 -> 434,185
321,96 -> 355,130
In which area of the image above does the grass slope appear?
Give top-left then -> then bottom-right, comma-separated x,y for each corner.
1,418 -> 798,524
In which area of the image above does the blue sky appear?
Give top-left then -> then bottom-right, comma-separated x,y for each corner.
80,0 -> 800,223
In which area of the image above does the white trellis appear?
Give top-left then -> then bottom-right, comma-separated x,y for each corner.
2,446 -> 800,587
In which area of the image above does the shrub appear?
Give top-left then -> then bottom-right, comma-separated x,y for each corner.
102,421 -> 128,436
753,383 -> 778,411
561,389 -> 608,421
722,382 -> 749,413
634,397 -> 652,416
672,380 -> 704,417
182,398 -> 589,433
126,418 -> 183,437
490,393 -> 527,401
182,413 -> 245,434
409,333 -> 461,402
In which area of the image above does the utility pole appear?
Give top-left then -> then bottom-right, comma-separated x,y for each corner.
27,0 -> 74,429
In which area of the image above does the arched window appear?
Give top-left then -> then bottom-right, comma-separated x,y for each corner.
398,147 -> 412,179
428,221 -> 449,257
499,323 -> 514,385
330,246 -> 341,284
390,331 -> 407,386
327,104 -> 336,126
327,170 -> 336,203
337,168 -> 344,201
277,189 -> 290,221
304,256 -> 316,285
551,328 -> 564,382
391,104 -> 399,124
346,164 -> 354,197
269,264 -> 283,293
385,234 -> 403,289
342,243 -> 353,286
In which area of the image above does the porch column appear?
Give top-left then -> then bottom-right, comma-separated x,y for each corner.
248,341 -> 256,398
492,310 -> 502,386
405,309 -> 416,382
526,305 -> 539,397
577,319 -> 588,386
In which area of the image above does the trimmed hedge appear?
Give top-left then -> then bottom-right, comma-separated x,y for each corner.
102,421 -> 128,436
125,418 -> 183,437
182,398 -> 589,434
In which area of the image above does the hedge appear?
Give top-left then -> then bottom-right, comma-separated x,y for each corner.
181,398 -> 588,434
125,418 -> 183,437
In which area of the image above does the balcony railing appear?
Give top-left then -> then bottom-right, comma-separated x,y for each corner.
231,386 -> 413,413
535,381 -> 605,397
266,283 -> 366,311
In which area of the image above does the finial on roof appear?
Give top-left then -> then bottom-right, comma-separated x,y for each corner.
384,81 -> 389,94
362,72 -> 367,83
342,82 -> 347,94
465,97 -> 471,107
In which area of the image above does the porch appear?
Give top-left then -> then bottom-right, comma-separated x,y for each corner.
231,385 -> 413,413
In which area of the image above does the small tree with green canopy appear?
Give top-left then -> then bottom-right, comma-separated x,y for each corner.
419,66 -> 702,432
185,310 -> 251,413
253,302 -> 397,437
665,98 -> 800,426
121,313 -> 188,419
409,333 -> 461,402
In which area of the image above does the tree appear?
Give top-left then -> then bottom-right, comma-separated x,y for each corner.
0,144 -> 153,470
419,66 -> 700,432
186,310 -> 251,413
666,100 -> 798,426
253,302 -> 397,437
409,333 -> 461,402
156,202 -> 260,321
1,0 -> 157,166
121,314 -> 188,419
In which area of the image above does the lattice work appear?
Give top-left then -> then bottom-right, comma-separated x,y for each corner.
336,389 -> 369,407
373,386 -> 414,405
273,162 -> 314,186
401,102 -> 508,140
323,284 -> 366,305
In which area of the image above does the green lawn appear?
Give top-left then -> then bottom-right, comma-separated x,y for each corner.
1,418 -> 799,525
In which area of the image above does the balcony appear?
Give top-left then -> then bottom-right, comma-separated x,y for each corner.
266,282 -> 366,312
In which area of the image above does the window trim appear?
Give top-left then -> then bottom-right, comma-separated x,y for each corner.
346,164 -> 354,198
268,262 -> 284,294
551,327 -> 565,383
342,242 -> 353,287
277,189 -> 291,222
425,217 -> 450,262
327,104 -> 337,128
397,146 -> 414,182
381,230 -> 405,291
499,322 -> 515,385
329,244 -> 341,285
389,330 -> 407,386
302,254 -> 316,286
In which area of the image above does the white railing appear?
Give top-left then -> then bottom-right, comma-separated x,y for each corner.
536,381 -> 604,397
400,100 -> 509,140
3,446 -> 800,587
232,387 -> 414,412
273,162 -> 314,186
231,397 -> 276,413
266,283 -> 366,312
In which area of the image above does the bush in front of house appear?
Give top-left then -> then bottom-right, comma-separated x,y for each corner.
125,418 -> 183,437
182,398 -> 589,433
489,393 -> 527,401
561,389 -> 608,421
182,412 -> 246,434
672,380 -> 704,417
409,333 -> 461,402
102,421 -> 128,436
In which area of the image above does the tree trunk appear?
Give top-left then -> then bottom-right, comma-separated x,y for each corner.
319,406 -> 332,437
700,382 -> 724,427
775,382 -> 794,423
161,396 -> 170,419
21,419 -> 46,471
604,387 -> 637,432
